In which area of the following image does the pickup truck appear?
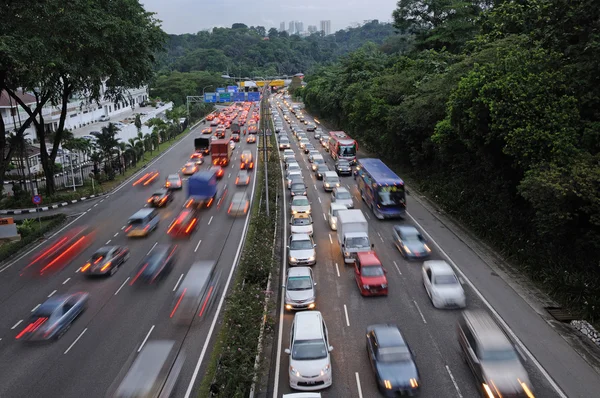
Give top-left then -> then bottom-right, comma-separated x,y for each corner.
336,209 -> 373,263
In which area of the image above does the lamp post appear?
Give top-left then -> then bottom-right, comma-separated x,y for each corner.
253,76 -> 271,217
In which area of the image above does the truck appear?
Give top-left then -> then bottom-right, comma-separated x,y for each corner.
186,170 -> 218,209
210,139 -> 232,166
194,137 -> 211,155
231,122 -> 241,135
336,209 -> 373,264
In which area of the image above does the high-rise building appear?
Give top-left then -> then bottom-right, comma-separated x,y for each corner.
294,21 -> 304,34
279,22 -> 285,32
307,25 -> 317,34
319,20 -> 331,35
288,21 -> 295,34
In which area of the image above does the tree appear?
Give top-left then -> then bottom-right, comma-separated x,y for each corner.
96,123 -> 121,180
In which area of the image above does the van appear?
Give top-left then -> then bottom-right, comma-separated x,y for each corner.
322,171 -> 340,192
171,261 -> 220,324
125,208 -> 159,237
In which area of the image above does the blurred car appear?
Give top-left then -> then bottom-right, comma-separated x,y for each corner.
335,160 -> 352,176
114,340 -> 185,398
306,123 -> 316,131
313,131 -> 321,139
284,154 -> 296,164
393,225 -> 431,259
181,162 -> 199,175
366,324 -> 420,396
279,138 -> 291,150
229,139 -> 236,150
126,209 -> 159,237
285,267 -> 316,311
209,165 -> 224,179
315,164 -> 329,180
190,152 -> 204,165
248,125 -> 258,134
210,119 -> 219,126
290,214 -> 313,235
236,170 -> 251,186
288,233 -> 316,266
304,144 -> 315,154
132,170 -> 160,186
81,246 -> 130,276
422,260 -> 466,308
283,149 -> 294,157
331,187 -> 353,209
171,261 -> 220,323
240,150 -> 254,170
16,292 -> 88,341
307,150 -> 320,162
165,174 -> 182,190
167,208 -> 199,238
354,251 -> 388,296
201,127 -> 212,134
147,188 -> 173,207
311,156 -> 325,172
130,244 -> 178,285
228,192 -> 250,217
231,132 -> 240,142
247,134 -> 256,144
322,171 -> 340,192
291,195 -> 311,215
290,182 -> 307,197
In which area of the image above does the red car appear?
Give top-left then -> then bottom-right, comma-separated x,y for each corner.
209,165 -> 224,179
167,209 -> 199,238
354,251 -> 388,296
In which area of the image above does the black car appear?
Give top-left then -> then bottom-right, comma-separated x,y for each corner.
131,244 -> 178,285
315,164 -> 329,180
393,225 -> 432,259
335,160 -> 352,176
148,188 -> 174,207
290,182 -> 307,197
366,324 -> 420,396
81,246 -> 130,276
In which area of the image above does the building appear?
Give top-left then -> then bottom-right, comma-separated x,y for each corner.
294,21 -> 304,35
279,21 -> 285,32
307,25 -> 317,34
288,21 -> 295,34
319,20 -> 331,35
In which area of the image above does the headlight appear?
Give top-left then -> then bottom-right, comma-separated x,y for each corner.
363,284 -> 370,289
289,257 -> 297,262
290,366 -> 300,377
320,364 -> 331,375
308,303 -> 316,309
383,380 -> 393,389
285,304 -> 292,310
344,252 -> 350,257
381,284 -> 387,288
308,256 -> 315,262
325,183 -> 330,187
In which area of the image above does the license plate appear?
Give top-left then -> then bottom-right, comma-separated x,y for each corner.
305,381 -> 316,385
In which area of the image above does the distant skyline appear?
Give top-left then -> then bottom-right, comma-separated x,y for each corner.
139,0 -> 396,34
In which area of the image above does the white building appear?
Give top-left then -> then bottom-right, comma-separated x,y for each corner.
279,21 -> 285,32
320,20 -> 331,35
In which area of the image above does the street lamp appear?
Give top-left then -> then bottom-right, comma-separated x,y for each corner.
202,85 -> 213,96
252,75 -> 271,217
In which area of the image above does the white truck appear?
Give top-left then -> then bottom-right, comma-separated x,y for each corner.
336,209 -> 373,264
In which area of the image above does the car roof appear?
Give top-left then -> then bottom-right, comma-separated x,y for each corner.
371,324 -> 405,348
232,192 -> 248,201
425,260 -> 454,275
130,208 -> 155,219
290,233 -> 311,241
292,195 -> 308,201
184,162 -> 195,166
288,267 -> 312,278
294,311 -> 324,340
334,187 -> 349,193
153,188 -> 168,194
323,171 -> 338,177
394,225 -> 419,235
330,203 -> 347,211
461,310 -> 513,349
356,251 -> 381,265
167,174 -> 180,179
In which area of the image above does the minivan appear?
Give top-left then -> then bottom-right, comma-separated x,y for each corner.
125,208 -> 159,237
322,171 -> 341,192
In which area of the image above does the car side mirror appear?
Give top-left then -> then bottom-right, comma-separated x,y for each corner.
328,346 -> 334,352
282,284 -> 286,288
371,244 -> 375,249
289,221 -> 292,225
285,349 -> 291,355
287,245 -> 290,250
341,243 -> 345,248
313,244 -> 317,248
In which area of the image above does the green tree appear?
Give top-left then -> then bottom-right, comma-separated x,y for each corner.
96,123 -> 121,180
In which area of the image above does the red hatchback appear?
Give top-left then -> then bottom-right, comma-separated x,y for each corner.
354,251 -> 388,296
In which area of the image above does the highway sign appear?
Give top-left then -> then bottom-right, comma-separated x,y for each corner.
32,194 -> 42,205
233,92 -> 246,102
227,85 -> 238,93
204,93 -> 217,103
216,87 -> 226,93
218,92 -> 231,102
248,92 -> 260,102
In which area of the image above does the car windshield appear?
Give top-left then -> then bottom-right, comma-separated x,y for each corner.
479,348 -> 519,361
377,186 -> 405,207
288,165 -> 300,171
292,339 -> 328,360
338,161 -> 350,167
287,276 -> 312,290
91,251 -> 109,260
292,217 -> 311,226
290,239 -> 313,250
362,266 -> 384,277
401,231 -> 422,243
347,236 -> 370,248
325,177 -> 339,184
168,176 -> 179,182
434,274 -> 458,285
128,218 -> 145,225
336,191 -> 351,200
378,346 -> 412,363
293,198 -> 309,206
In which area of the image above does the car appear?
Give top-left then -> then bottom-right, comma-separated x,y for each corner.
286,171 -> 302,189
299,139 -> 310,149
248,125 -> 258,134
289,175 -> 304,191
331,187 -> 353,209
236,170 -> 251,186
311,156 -> 325,171
285,267 -> 316,311
165,174 -> 182,190
229,140 -> 236,150
99,115 -> 110,122
126,208 -> 159,237
291,195 -> 311,215
130,244 -> 178,285
366,324 -> 420,396
290,182 -> 307,197
279,138 -> 291,150
422,260 -> 466,308
335,160 -> 352,176
286,160 -> 300,171
327,203 -> 347,231
132,170 -> 160,187
284,154 -> 296,164
240,150 -> 254,170
290,214 -> 313,235
16,292 -> 89,341
285,311 -> 332,390
147,188 -> 173,207
181,162 -> 198,175
246,134 -> 256,144
354,251 -> 388,296
393,225 -> 432,259
315,164 -> 329,180
80,246 -> 130,276
313,131 -> 321,139
89,130 -> 101,137
202,127 -> 212,134
304,144 -> 315,154
322,171 -> 341,192
210,119 -> 219,126
306,123 -> 316,131
228,192 -> 250,217
81,135 -> 97,142
167,208 -> 199,237
307,150 -> 320,162
283,149 -> 295,157
288,233 -> 316,266
209,165 -> 224,179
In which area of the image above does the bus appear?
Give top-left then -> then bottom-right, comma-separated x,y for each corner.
328,131 -> 358,164
355,158 -> 406,219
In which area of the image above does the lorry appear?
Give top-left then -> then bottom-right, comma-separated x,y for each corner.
336,209 -> 373,264
210,139 -> 232,166
185,170 -> 218,209
194,137 -> 211,155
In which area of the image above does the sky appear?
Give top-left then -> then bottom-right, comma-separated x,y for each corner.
139,0 -> 397,35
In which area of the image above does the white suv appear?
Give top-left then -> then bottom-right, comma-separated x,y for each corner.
285,311 -> 333,390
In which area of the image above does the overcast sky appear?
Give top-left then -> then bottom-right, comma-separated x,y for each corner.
139,0 -> 397,35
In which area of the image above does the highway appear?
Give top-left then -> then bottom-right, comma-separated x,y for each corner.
0,106 -> 259,398
270,96 -> 600,398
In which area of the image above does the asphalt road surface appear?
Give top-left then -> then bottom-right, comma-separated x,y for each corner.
269,96 -> 600,398
0,106 -> 259,398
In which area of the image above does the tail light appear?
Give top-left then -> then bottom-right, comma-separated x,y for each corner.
81,262 -> 91,272
100,261 -> 112,272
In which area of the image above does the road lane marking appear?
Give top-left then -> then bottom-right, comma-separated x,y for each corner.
113,232 -> 119,237
343,304 -> 350,326
121,226 -> 125,230
194,239 -> 202,253
173,273 -> 184,292
62,278 -> 70,285
105,240 -> 111,244
393,261 -> 402,275
355,372 -> 364,398
445,365 -> 463,398
76,267 -> 82,273
413,300 -> 427,324
314,184 -> 317,190
11,320 -> 23,330
86,209 -> 91,213
377,231 -> 384,242
335,262 -> 340,277
329,234 -> 333,244
208,216 -> 213,225
318,197 -> 321,203
323,213 -> 326,221
48,290 -> 57,298
100,199 -> 105,202
93,203 -> 98,207
228,173 -> 231,178
147,242 -> 158,255
364,212 -> 370,219
138,325 -> 155,352
64,328 -> 87,354
31,304 -> 41,312
114,277 -> 130,295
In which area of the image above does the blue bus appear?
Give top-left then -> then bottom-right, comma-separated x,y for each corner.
355,158 -> 406,219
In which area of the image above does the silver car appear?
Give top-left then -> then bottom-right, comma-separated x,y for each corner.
291,195 -> 311,215
287,171 -> 303,189
288,233 -> 316,266
285,267 -> 316,310
331,187 -> 353,208
290,214 -> 313,235
422,260 -> 466,308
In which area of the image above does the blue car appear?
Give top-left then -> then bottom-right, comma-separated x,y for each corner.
392,225 -> 432,260
16,292 -> 89,341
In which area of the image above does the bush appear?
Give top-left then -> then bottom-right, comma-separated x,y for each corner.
0,214 -> 67,261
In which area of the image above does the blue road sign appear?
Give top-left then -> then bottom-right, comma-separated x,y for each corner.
204,93 -> 217,103
233,92 -> 246,102
248,92 -> 260,102
32,194 -> 42,205
219,92 -> 231,102
216,87 -> 226,93
227,85 -> 238,93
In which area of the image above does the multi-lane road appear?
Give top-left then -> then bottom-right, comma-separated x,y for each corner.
269,96 -> 600,398
0,107 -> 259,398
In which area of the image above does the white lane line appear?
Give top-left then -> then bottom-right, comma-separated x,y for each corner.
377,231 -> 384,242
121,226 -> 126,230
11,320 -> 23,330
393,260 -> 402,275
87,208 -> 92,212
355,372 -> 364,398
406,212 -> 567,398
194,239 -> 202,253
31,304 -> 41,312
314,184 -> 317,190
113,232 -> 119,237
173,273 -> 185,292
137,325 -> 155,352
228,173 -> 231,178
343,304 -> 350,327
208,216 -> 213,225
105,240 -> 111,245
329,234 -> 333,244
76,267 -> 82,273
62,277 -> 70,285
93,203 -> 98,207
48,290 -> 57,298
64,328 -> 87,354
446,365 -> 464,398
323,213 -> 326,221
147,242 -> 158,255
364,212 -> 370,219
114,277 -> 130,295
318,197 -> 321,203
413,300 -> 427,324
335,262 -> 340,277
100,199 -> 105,202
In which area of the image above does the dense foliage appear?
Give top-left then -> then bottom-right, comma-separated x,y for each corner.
301,0 -> 600,321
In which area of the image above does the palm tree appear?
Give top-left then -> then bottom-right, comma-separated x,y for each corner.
143,133 -> 153,154
126,138 -> 139,167
134,114 -> 142,134
96,123 -> 121,180
90,152 -> 103,180
135,131 -> 146,160
151,131 -> 160,151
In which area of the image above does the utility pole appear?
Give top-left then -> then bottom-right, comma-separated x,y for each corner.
262,83 -> 270,217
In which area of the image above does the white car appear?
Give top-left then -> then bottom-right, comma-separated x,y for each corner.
422,260 -> 466,308
322,171 -> 340,192
283,149 -> 295,157
327,203 -> 347,231
286,161 -> 301,172
285,267 -> 316,311
291,196 -> 311,215
290,214 -> 313,235
299,139 -> 310,149
331,187 -> 354,209
307,150 -> 320,162
287,171 -> 303,189
285,311 -> 332,390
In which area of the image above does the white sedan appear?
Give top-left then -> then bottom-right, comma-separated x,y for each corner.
422,260 -> 466,308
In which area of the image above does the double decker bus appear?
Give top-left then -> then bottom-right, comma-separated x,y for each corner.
328,131 -> 358,164
355,158 -> 406,219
